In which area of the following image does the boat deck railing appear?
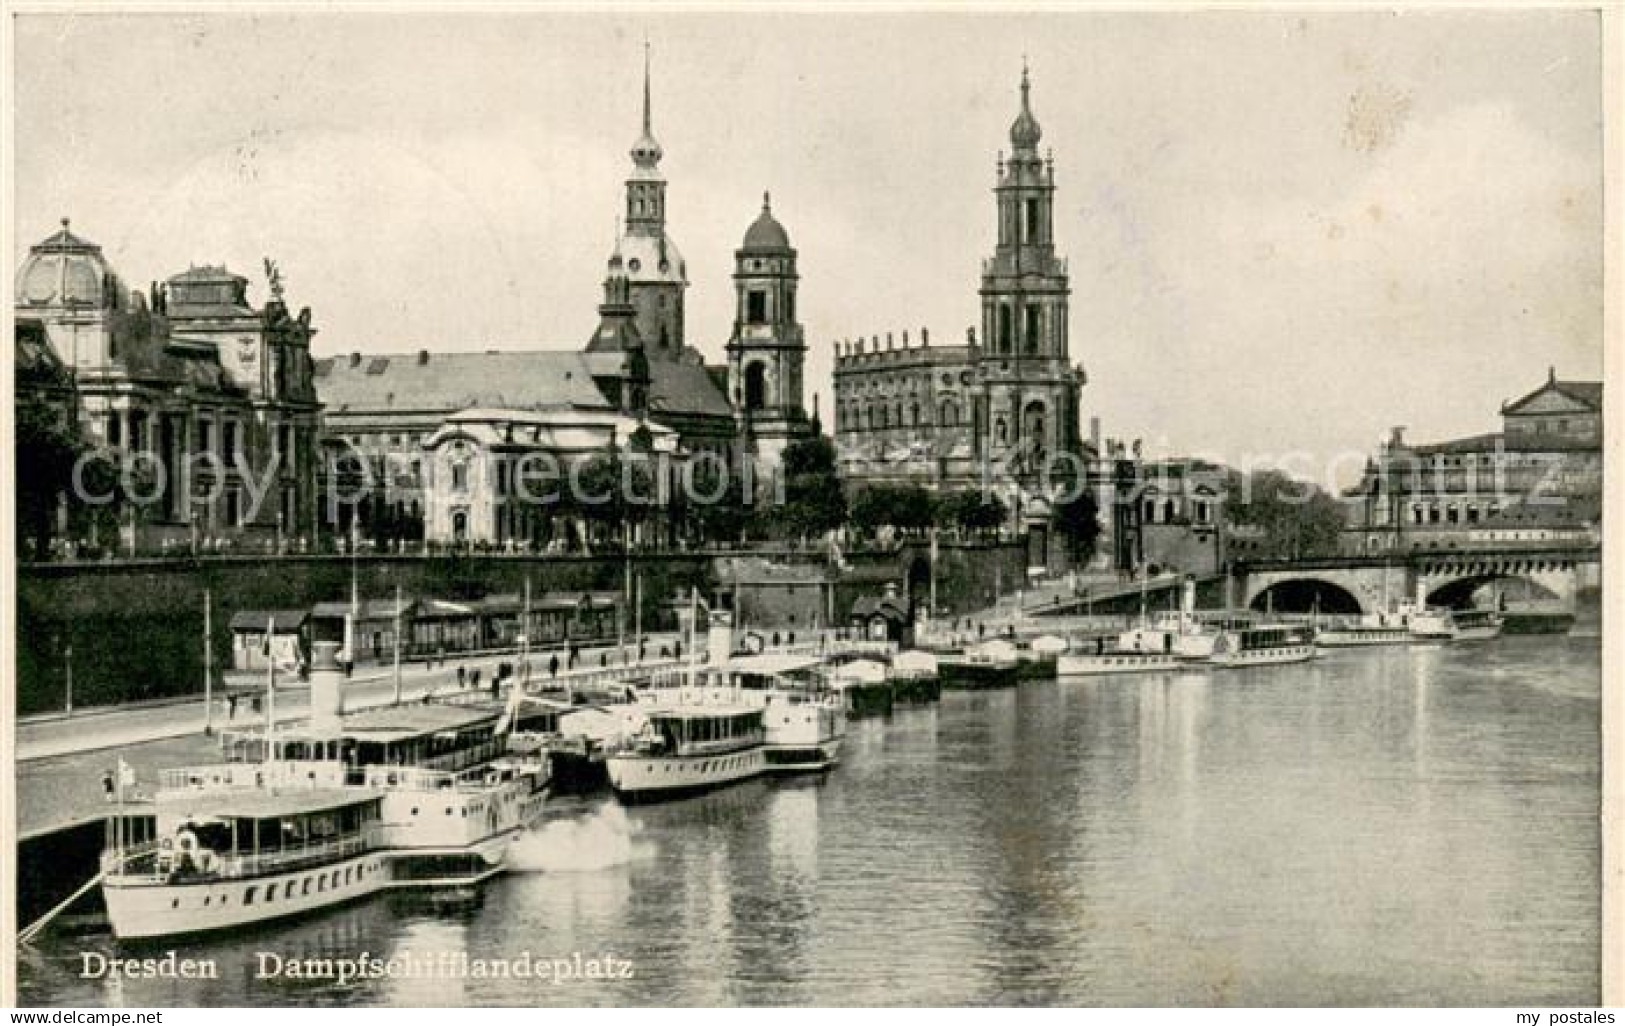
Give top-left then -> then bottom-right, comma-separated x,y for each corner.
103,828 -> 374,882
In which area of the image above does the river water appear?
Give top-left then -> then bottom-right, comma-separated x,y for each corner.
19,635 -> 1600,1006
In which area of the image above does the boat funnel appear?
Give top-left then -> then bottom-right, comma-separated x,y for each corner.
308,640 -> 345,738
708,610 -> 735,665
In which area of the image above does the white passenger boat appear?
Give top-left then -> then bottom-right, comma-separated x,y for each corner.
641,652 -> 846,773
1208,624 -> 1317,667
605,706 -> 770,801
1448,608 -> 1504,642
1315,604 -> 1416,648
100,643 -> 549,941
1056,648 -> 1182,676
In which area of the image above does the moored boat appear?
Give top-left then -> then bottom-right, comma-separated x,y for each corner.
1448,608 -> 1504,641
1056,648 -> 1182,676
889,649 -> 941,702
1209,624 -> 1317,667
938,639 -> 1020,689
605,706 -> 770,802
100,643 -> 549,941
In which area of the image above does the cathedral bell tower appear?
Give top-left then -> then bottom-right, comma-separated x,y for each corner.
726,192 -> 810,476
977,64 -> 1080,485
601,44 -> 688,360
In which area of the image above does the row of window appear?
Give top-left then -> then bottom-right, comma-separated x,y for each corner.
1141,498 -> 1213,525
103,411 -> 302,463
838,401 -> 962,431
237,861 -> 382,907
1410,502 -> 1500,526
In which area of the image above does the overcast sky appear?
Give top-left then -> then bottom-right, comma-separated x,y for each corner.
13,9 -> 1604,486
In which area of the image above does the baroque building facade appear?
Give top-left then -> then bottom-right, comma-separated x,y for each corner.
832,67 -> 1087,568
13,221 -> 322,557
1341,368 -> 1604,553
315,51 -> 809,549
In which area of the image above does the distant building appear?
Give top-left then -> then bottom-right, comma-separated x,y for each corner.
726,195 -> 814,486
832,67 -> 1087,570
714,556 -> 834,635
1342,368 -> 1604,553
314,50 -> 809,548
13,221 -> 322,558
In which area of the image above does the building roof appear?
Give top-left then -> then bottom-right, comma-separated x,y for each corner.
227,609 -> 311,633
159,788 -> 382,822
741,193 -> 792,253
1407,430 -> 1600,455
647,358 -> 734,419
1503,372 -> 1603,415
315,350 -> 614,415
852,595 -> 909,620
310,598 -> 416,620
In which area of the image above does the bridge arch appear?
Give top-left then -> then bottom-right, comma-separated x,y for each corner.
1424,572 -> 1561,610
1248,578 -> 1364,615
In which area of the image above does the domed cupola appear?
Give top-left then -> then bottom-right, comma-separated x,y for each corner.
16,218 -> 118,309
741,192 -> 792,253
1009,64 -> 1043,154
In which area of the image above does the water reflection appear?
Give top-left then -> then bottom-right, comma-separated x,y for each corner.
19,637 -> 1599,1006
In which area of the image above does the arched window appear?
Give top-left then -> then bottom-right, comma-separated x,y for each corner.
995,417 -> 1008,445
998,305 -> 1013,353
744,363 -> 767,411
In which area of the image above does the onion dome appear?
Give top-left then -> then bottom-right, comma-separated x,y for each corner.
741,192 -> 792,252
1009,64 -> 1042,153
15,218 -> 115,307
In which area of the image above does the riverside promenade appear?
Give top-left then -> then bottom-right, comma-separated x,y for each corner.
17,636 -> 678,840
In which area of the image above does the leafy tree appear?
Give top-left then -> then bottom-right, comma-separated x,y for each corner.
679,454 -> 749,546
767,434 -> 846,542
1052,488 -> 1101,562
15,395 -> 84,558
932,489 -> 1006,538
850,483 -> 934,539
1224,469 -> 1346,559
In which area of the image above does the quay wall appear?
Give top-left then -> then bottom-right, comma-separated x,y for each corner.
15,553 -> 718,716
16,541 -> 1030,715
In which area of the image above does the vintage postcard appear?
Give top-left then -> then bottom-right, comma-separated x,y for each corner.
3,2 -> 1618,1011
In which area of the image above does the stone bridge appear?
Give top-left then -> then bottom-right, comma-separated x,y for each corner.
1235,546 -> 1601,614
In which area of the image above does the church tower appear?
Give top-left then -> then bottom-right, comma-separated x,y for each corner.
977,64 -> 1082,485
586,231 -> 650,415
598,44 -> 688,360
726,192 -> 810,476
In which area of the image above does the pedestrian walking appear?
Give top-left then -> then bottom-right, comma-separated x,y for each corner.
458,666 -> 467,687
101,769 -> 115,803
549,653 -> 560,678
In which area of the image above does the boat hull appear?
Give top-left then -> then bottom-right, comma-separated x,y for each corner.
606,746 -> 769,803
103,833 -> 516,942
938,660 -> 1020,690
1209,645 -> 1317,667
1315,629 -> 1413,648
1056,653 -> 1182,676
763,739 -> 841,774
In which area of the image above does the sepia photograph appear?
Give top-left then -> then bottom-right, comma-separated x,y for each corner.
3,2 -> 1617,1010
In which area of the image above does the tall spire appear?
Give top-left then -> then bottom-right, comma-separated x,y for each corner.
630,40 -> 663,169
642,39 -> 652,138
